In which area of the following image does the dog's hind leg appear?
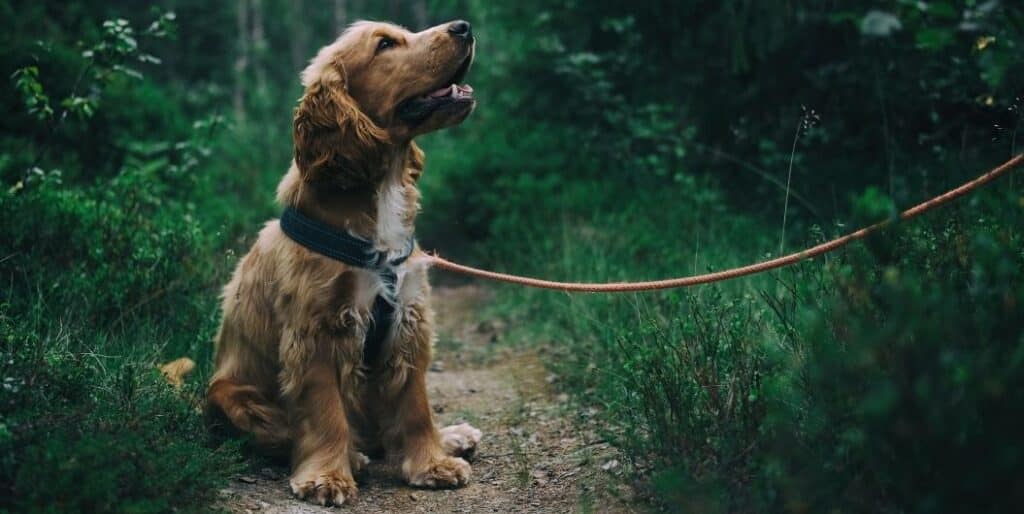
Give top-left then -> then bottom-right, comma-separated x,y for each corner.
376,303 -> 474,488
439,423 -> 483,459
207,378 -> 291,456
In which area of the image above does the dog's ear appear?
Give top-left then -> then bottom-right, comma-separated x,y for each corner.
293,66 -> 387,189
406,141 -> 425,182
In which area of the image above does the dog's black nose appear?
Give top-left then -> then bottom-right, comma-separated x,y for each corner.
448,20 -> 472,39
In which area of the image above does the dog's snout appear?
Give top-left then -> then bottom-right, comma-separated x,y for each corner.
448,20 -> 472,39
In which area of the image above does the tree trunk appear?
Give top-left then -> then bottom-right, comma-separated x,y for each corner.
290,0 -> 308,75
250,0 -> 268,97
412,0 -> 427,29
334,0 -> 348,34
233,0 -> 249,121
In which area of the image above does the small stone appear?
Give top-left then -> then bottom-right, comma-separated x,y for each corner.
238,475 -> 258,484
545,373 -> 559,384
429,361 -> 445,372
410,492 -> 420,501
531,469 -> 550,485
601,459 -> 620,472
260,467 -> 281,480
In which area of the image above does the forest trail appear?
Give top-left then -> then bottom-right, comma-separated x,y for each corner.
218,284 -> 637,513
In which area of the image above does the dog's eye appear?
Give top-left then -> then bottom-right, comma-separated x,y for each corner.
377,37 -> 396,52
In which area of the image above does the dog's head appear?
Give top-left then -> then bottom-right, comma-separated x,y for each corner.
294,20 -> 475,188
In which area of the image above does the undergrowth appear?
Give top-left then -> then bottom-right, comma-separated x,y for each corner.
0,10 -> 284,512
483,177 -> 1024,513
2,1 -> 1023,512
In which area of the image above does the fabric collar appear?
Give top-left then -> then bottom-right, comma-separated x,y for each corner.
279,206 -> 415,270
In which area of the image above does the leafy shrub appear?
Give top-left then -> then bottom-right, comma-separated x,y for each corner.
761,190 -> 1024,513
0,312 -> 243,513
0,11 -> 258,512
449,4 -> 1024,510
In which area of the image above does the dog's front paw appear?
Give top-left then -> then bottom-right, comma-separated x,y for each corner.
440,423 -> 483,459
290,471 -> 358,506
404,455 -> 471,488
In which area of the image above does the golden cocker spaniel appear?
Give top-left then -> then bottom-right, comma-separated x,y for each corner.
206,19 -> 482,506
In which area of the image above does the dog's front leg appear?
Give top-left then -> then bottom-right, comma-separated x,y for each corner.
379,305 -> 472,488
281,332 -> 360,506
391,368 -> 472,488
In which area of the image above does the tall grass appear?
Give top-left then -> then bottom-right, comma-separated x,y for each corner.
474,165 -> 1024,511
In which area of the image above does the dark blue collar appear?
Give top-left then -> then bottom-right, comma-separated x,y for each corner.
279,206 -> 415,367
279,206 -> 414,269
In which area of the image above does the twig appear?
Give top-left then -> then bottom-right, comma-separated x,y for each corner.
780,120 -> 801,255
697,144 -> 822,220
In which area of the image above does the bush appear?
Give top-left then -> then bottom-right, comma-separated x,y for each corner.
761,191 -> 1024,513
429,4 -> 1024,510
0,11 -> 260,512
0,311 -> 243,513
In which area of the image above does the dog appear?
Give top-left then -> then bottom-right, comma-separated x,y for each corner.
206,19 -> 482,506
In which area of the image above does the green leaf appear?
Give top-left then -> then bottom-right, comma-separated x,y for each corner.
915,27 -> 956,50
860,10 -> 902,37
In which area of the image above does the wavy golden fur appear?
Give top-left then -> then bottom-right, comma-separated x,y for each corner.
206,20 -> 481,506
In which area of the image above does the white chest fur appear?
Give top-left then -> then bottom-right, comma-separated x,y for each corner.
374,163 -> 414,256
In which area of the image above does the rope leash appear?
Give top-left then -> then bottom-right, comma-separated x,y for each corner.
426,154 -> 1024,293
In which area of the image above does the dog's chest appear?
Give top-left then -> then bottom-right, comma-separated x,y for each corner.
349,258 -> 429,350
351,261 -> 425,309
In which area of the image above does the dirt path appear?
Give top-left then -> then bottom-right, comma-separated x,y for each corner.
219,284 -> 637,513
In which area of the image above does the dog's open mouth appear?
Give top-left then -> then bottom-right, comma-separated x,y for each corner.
397,54 -> 474,125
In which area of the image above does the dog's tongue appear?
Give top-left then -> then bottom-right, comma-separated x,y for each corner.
427,84 -> 474,99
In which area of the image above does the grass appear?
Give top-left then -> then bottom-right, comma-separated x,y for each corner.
0,291 -> 244,512
0,116 -> 286,512
472,164 -> 1024,512
4,3 -> 1022,511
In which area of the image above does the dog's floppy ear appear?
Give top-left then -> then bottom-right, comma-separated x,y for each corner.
406,141 -> 425,182
293,65 -> 387,189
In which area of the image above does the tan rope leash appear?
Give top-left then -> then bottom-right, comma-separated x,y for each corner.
425,154 -> 1024,293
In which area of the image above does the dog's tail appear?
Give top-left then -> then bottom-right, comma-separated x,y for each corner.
159,356 -> 196,388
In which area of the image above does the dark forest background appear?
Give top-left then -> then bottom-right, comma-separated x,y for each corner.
1,1 -> 1023,512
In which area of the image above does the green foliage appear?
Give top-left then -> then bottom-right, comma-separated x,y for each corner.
0,8 -> 259,512
761,195 -> 1024,513
1,311 -> 243,513
2,0 -> 1022,511
428,1 -> 1024,512
11,66 -> 53,121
